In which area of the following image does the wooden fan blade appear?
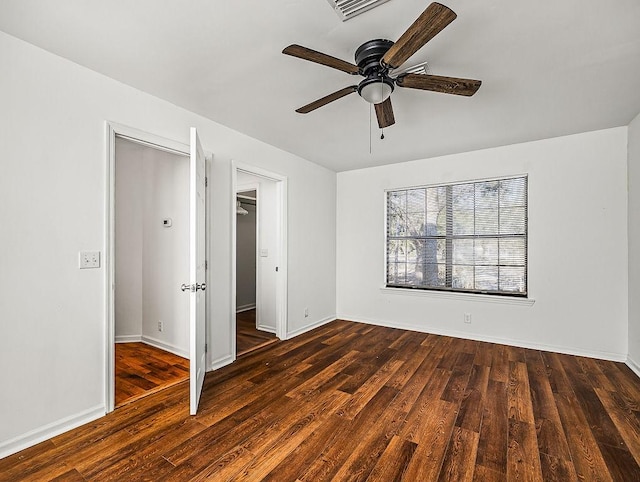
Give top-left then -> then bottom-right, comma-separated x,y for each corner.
295,86 -> 358,114
382,3 -> 457,69
283,44 -> 359,75
375,98 -> 395,128
397,73 -> 482,96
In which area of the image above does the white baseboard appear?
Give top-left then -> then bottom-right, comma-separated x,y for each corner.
627,356 -> 640,378
0,405 -> 104,459
115,334 -> 142,343
209,354 -> 234,372
257,324 -> 276,334
337,314 -> 627,362
141,335 -> 188,359
285,316 -> 336,340
236,304 -> 256,313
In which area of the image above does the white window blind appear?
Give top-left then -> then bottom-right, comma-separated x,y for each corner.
386,176 -> 528,296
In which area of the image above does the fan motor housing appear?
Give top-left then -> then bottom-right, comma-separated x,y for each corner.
355,39 -> 394,75
355,39 -> 395,102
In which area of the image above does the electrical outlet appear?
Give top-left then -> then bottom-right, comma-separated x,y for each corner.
464,313 -> 472,324
79,251 -> 100,269
158,321 -> 163,332
304,307 -> 309,318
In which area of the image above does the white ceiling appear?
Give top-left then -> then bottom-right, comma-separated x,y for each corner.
1,0 -> 639,172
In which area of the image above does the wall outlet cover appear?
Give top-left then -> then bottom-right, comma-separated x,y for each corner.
79,251 -> 100,269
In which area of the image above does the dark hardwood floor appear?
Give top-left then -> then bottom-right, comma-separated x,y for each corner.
2,320 -> 640,481
115,342 -> 189,407
237,309 -> 278,357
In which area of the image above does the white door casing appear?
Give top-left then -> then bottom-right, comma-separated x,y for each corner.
231,162 -> 288,350
106,122 -> 203,414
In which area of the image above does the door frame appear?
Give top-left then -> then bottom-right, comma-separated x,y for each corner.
104,122 -> 200,413
231,161 -> 288,355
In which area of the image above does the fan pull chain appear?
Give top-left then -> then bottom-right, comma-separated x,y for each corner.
379,77 -> 385,141
369,102 -> 372,154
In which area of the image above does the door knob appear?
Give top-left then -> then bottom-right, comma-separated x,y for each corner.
181,283 -> 206,292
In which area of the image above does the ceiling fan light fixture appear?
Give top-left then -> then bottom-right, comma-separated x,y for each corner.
358,77 -> 394,104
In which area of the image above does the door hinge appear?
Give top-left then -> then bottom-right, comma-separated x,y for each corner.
205,260 -> 208,270
205,343 -> 208,353
205,176 -> 208,187
275,266 -> 279,272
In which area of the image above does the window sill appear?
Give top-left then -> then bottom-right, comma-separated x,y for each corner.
380,287 -> 536,306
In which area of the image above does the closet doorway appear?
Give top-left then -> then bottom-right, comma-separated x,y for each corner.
112,136 -> 190,407
235,187 -> 278,356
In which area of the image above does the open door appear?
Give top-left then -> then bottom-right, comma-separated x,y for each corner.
187,127 -> 206,415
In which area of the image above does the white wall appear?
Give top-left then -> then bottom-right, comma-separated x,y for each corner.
629,112 -> 640,369
0,31 -> 336,456
337,128 -> 629,360
114,139 -> 144,340
141,142 -> 190,355
236,192 -> 257,311
114,138 -> 190,356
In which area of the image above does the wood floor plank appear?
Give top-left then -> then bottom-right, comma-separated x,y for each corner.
475,379 -> 508,476
596,359 -> 640,411
441,352 -> 476,404
385,342 -> 433,390
524,348 -> 575,476
538,453 -> 578,482
561,356 -> 622,439
455,363 -> 490,433
49,468 -> 86,481
338,358 -> 405,419
2,320 -> 640,481
365,435 -> 417,481
329,404 -> 405,481
595,387 -> 640,465
554,390 -> 613,482
489,344 -> 510,384
507,418 -> 544,481
402,399 -> 459,481
261,414 -> 351,481
399,368 -> 453,444
296,386 -> 399,481
437,426 -> 480,482
507,357 -> 544,480
508,360 -> 536,423
473,464 -> 506,482
200,390 -> 351,481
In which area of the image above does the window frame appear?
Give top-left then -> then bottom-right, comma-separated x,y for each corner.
384,174 -> 529,298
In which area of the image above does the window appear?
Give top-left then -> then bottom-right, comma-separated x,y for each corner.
386,176 -> 528,296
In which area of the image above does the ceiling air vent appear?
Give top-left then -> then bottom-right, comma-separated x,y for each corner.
390,61 -> 430,78
327,0 -> 392,21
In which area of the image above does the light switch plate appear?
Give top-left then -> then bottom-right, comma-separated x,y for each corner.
260,249 -> 269,257
79,251 -> 100,269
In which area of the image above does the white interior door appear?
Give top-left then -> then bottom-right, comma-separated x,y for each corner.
188,127 -> 206,415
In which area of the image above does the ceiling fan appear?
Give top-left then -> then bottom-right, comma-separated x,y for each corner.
283,2 -> 481,129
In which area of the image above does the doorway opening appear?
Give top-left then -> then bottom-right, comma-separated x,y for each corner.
232,163 -> 288,359
106,123 -> 208,415
235,189 -> 277,356
112,136 -> 190,407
